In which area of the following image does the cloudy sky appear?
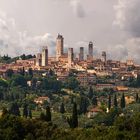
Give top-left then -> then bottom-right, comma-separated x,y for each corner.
0,0 -> 140,63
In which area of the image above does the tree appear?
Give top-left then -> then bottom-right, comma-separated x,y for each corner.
21,67 -> 25,76
10,74 -> 27,87
114,94 -> 118,108
79,97 -> 88,114
72,102 -> 78,128
92,96 -> 98,106
28,68 -> 33,77
6,69 -> 14,78
0,114 -> 25,140
1,107 -> 8,117
0,79 -> 8,88
20,54 -> 26,60
60,103 -> 65,114
31,78 -> 37,90
25,133 -> 34,140
67,102 -> 78,128
9,102 -> 20,116
88,86 -> 94,99
23,104 -> 28,118
46,106 -> 51,122
136,93 -> 139,103
108,95 -> 111,111
41,77 -> 62,92
28,108 -> 32,119
65,77 -> 79,90
120,93 -> 126,109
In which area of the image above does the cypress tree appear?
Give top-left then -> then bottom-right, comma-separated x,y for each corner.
92,96 -> 98,106
28,68 -> 33,77
79,97 -> 88,114
46,106 -> 51,122
72,102 -> 78,128
114,94 -> 118,108
136,93 -> 139,103
108,95 -> 111,110
22,67 -> 25,76
60,103 -> 65,114
120,93 -> 126,109
9,102 -> 20,116
15,102 -> 20,116
28,108 -> 32,119
88,86 -> 94,99
23,104 -> 28,118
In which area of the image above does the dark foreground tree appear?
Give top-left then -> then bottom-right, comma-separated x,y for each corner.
60,103 -> 65,114
108,95 -> 111,111
120,93 -> 126,109
23,104 -> 28,118
6,69 -> 14,78
46,106 -> 51,122
72,103 -> 78,128
114,94 -> 118,108
88,86 -> 94,99
92,96 -> 97,106
136,93 -> 139,103
9,102 -> 20,116
67,102 -> 78,128
28,68 -> 33,77
79,97 -> 88,114
28,108 -> 32,119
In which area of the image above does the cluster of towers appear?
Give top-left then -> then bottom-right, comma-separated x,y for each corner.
36,34 -> 106,67
55,34 -> 95,67
79,42 -> 94,61
36,47 -> 48,67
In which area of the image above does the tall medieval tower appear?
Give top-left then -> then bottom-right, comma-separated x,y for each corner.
68,48 -> 74,68
88,41 -> 93,60
56,34 -> 64,61
42,46 -> 48,66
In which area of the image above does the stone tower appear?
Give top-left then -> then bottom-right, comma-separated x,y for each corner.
42,46 -> 48,66
102,51 -> 107,62
88,41 -> 93,60
68,48 -> 74,68
79,47 -> 84,61
36,53 -> 42,66
56,34 -> 64,61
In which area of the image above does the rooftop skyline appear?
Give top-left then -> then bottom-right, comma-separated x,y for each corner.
0,0 -> 140,63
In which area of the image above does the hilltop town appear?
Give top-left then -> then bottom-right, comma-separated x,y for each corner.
1,0 -> 140,139
0,34 -> 139,90
0,34 -> 140,140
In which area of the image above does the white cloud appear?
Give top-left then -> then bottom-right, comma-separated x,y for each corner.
114,0 -> 140,37
0,12 -> 56,57
112,0 -> 140,64
70,0 -> 86,18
